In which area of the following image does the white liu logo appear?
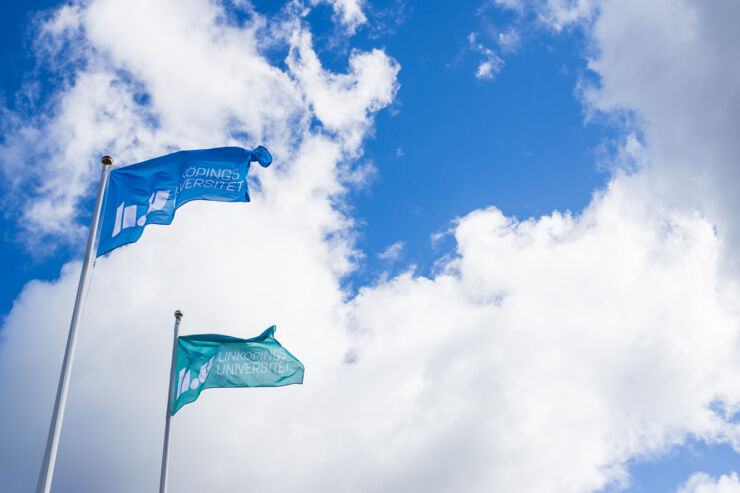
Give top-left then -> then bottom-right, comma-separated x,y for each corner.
177,355 -> 215,399
111,190 -> 172,237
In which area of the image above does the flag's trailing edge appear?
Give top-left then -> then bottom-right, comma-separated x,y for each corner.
172,326 -> 304,415
96,146 -> 272,257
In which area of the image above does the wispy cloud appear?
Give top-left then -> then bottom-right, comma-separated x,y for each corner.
468,32 -> 505,81
378,240 -> 404,261
497,26 -> 520,54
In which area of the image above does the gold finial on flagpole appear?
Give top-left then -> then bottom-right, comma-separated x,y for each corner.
101,155 -> 113,166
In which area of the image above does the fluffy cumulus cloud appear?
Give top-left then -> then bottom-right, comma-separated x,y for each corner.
500,0 -> 740,271
349,178 -> 740,492
678,473 -> 740,493
1,1 -> 740,493
583,0 -> 740,275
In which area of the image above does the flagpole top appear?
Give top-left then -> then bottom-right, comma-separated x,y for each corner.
101,156 -> 113,166
174,310 -> 183,320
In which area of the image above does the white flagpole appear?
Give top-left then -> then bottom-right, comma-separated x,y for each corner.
36,156 -> 113,493
159,309 -> 183,493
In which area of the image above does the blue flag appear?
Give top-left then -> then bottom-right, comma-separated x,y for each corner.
97,146 -> 271,256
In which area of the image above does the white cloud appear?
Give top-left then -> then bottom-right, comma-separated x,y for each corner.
348,178 -> 740,492
493,0 -> 524,13
538,0 -> 599,29
286,30 -> 399,151
497,27 -> 520,53
469,32 -> 505,81
678,472 -> 740,493
499,0 -> 740,272
476,59 -> 498,80
582,1 -> 740,276
312,0 -> 367,34
494,0 -> 599,30
378,240 -> 404,261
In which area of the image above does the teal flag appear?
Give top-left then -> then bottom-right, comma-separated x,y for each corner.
173,326 -> 303,415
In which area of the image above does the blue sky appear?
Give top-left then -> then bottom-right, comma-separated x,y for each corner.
1,0 -> 616,304
1,1 -> 739,492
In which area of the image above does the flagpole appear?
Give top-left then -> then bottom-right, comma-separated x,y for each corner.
159,309 -> 183,493
36,156 -> 113,493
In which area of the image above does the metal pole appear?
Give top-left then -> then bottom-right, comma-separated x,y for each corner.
159,310 -> 183,493
36,156 -> 113,493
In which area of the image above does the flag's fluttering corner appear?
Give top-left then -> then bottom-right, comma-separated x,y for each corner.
173,326 -> 304,415
96,145 -> 272,257
251,145 -> 272,167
